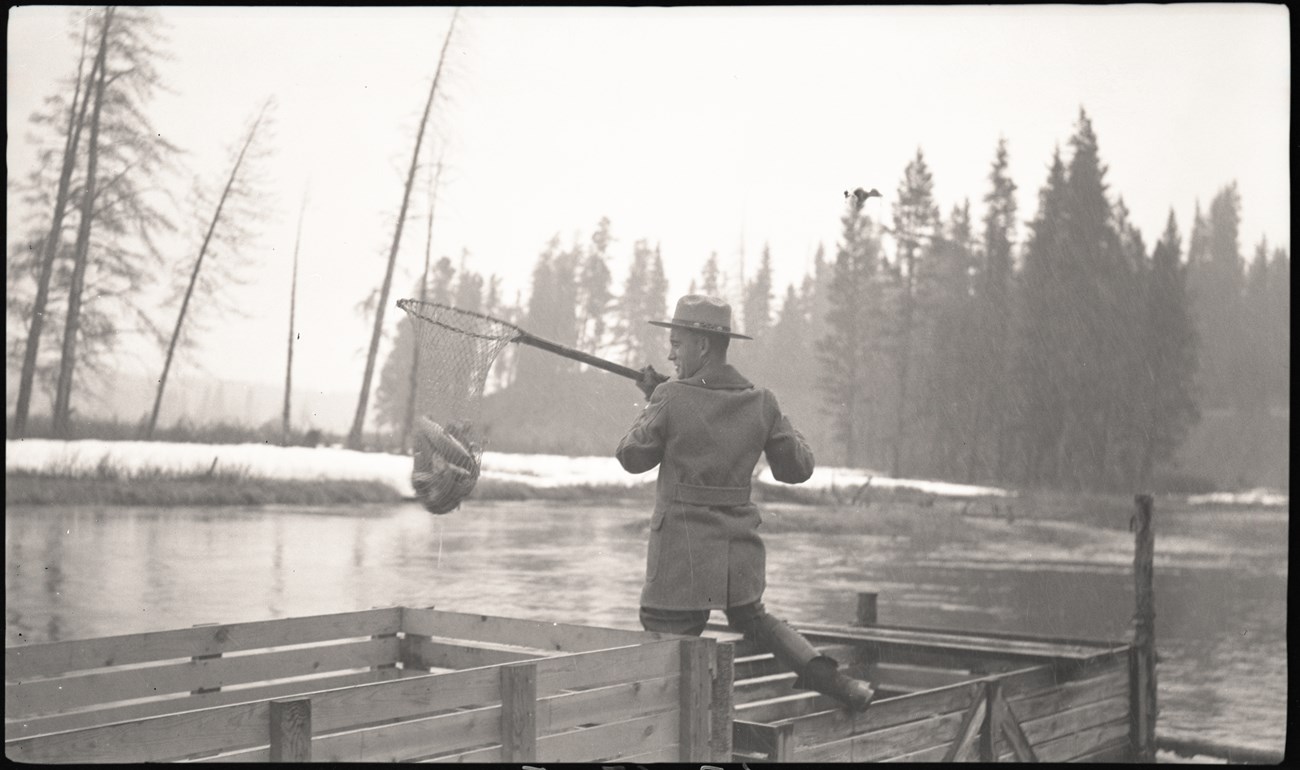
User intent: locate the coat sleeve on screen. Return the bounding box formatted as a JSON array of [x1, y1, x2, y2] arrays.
[[762, 390, 815, 484], [616, 384, 669, 473]]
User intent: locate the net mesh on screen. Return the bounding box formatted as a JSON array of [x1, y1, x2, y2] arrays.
[[397, 299, 520, 514]]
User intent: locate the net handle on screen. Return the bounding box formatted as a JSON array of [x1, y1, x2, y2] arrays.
[[398, 299, 643, 381]]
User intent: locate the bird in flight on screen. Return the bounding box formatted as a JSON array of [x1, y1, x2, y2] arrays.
[[845, 187, 882, 204]]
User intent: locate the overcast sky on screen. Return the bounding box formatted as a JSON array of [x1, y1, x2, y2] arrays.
[[6, 4, 1290, 395]]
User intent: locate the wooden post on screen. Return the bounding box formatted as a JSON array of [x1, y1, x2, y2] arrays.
[[269, 698, 312, 762], [191, 623, 221, 696], [499, 663, 537, 762], [979, 679, 998, 761], [1131, 493, 1158, 762], [710, 640, 735, 761], [679, 637, 713, 761], [770, 720, 796, 762], [855, 591, 878, 627]]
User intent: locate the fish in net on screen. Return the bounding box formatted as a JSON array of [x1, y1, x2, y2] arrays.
[[397, 299, 520, 515]]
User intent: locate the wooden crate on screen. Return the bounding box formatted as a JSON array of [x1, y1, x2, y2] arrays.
[[713, 620, 1134, 763], [5, 607, 733, 763]]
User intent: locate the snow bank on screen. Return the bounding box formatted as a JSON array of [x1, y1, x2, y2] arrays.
[[1186, 488, 1289, 507], [8, 439, 1017, 500]]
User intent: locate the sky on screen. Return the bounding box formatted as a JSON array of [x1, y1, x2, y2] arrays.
[[6, 4, 1291, 399]]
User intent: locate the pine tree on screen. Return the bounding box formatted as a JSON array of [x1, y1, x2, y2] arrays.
[[887, 148, 941, 476], [976, 138, 1018, 482], [1138, 212, 1199, 485], [576, 217, 614, 354], [818, 194, 886, 467], [1187, 183, 1245, 410], [700, 251, 722, 296]]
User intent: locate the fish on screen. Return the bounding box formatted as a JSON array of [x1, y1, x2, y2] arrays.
[[411, 416, 480, 514]]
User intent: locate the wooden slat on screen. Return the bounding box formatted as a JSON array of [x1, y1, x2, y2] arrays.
[[402, 636, 550, 670], [822, 619, 1131, 651], [784, 664, 1056, 751], [800, 709, 968, 762], [993, 688, 1038, 761], [536, 709, 678, 762], [710, 640, 734, 760], [400, 608, 655, 652], [940, 691, 986, 762], [732, 643, 861, 680], [1070, 736, 1133, 763], [733, 691, 837, 724], [7, 637, 400, 718], [5, 608, 403, 680], [1031, 717, 1131, 762], [5, 668, 409, 741], [1021, 694, 1130, 746], [539, 675, 677, 733], [870, 661, 974, 693], [533, 639, 680, 695], [880, 741, 955, 762], [268, 699, 311, 762], [734, 671, 800, 704], [1006, 668, 1129, 725], [794, 621, 1122, 661], [312, 702, 502, 762], [678, 638, 711, 761], [499, 664, 537, 762]]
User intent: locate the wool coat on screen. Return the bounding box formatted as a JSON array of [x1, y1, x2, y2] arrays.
[[615, 360, 815, 610]]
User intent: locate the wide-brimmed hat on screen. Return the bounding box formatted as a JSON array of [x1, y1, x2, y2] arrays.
[[649, 294, 752, 340]]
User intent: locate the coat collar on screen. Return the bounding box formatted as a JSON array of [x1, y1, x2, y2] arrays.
[[677, 360, 752, 390]]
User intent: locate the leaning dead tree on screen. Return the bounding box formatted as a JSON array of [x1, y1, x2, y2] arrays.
[[346, 8, 460, 450], [282, 189, 308, 445], [146, 99, 273, 438], [12, 18, 95, 438]]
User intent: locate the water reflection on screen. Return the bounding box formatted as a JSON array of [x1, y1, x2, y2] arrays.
[[4, 499, 1286, 754]]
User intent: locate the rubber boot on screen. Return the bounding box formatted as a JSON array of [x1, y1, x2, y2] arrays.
[[749, 614, 875, 712]]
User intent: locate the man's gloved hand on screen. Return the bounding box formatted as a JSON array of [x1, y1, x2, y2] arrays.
[[637, 365, 670, 399]]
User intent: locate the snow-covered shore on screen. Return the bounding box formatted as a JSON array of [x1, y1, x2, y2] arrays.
[[5, 438, 1286, 507]]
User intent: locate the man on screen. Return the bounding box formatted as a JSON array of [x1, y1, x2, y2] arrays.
[[616, 294, 875, 711]]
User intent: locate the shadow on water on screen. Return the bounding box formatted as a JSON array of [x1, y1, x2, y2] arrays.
[[3, 499, 1286, 753]]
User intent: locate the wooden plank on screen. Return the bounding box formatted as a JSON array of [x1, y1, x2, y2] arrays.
[[400, 607, 655, 653], [6, 699, 275, 763], [532, 639, 680, 695], [992, 687, 1038, 761], [678, 637, 712, 761], [940, 690, 986, 762], [539, 675, 677, 733], [6, 637, 400, 717], [1006, 667, 1129, 725], [732, 643, 861, 680], [732, 719, 787, 762], [870, 661, 974, 693], [536, 709, 678, 762], [710, 640, 734, 760], [1021, 694, 1130, 746], [268, 699, 311, 762], [1072, 736, 1134, 763], [311, 703, 502, 762], [4, 608, 403, 680], [795, 624, 1119, 664], [402, 636, 550, 670], [734, 671, 800, 704], [799, 709, 968, 762], [827, 619, 1130, 651], [784, 664, 1055, 751], [499, 664, 537, 762], [6, 668, 409, 741], [733, 691, 837, 724], [1031, 717, 1130, 763]]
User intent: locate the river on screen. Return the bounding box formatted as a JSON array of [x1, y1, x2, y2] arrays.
[[4, 499, 1287, 756]]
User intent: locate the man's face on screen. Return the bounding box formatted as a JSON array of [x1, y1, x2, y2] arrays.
[[668, 328, 707, 379]]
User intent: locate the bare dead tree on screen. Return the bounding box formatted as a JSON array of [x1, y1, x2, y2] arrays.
[[282, 189, 308, 445], [12, 18, 96, 437], [146, 99, 274, 438], [52, 6, 115, 438], [346, 8, 460, 450], [400, 158, 445, 452]]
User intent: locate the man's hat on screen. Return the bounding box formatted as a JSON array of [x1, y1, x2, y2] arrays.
[[649, 294, 752, 340]]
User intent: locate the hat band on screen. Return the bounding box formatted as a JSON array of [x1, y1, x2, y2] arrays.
[[675, 319, 732, 334]]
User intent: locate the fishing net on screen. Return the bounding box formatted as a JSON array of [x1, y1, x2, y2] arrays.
[[397, 299, 522, 514]]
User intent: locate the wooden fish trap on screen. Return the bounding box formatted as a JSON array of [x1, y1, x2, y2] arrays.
[[5, 607, 731, 763], [704, 596, 1137, 763]]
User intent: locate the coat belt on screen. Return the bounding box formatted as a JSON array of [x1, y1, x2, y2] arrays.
[[674, 482, 751, 506]]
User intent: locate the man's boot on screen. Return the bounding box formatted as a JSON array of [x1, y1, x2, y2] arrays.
[[748, 614, 875, 712]]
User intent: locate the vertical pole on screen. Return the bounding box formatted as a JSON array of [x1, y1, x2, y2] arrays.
[[979, 679, 998, 761], [191, 623, 221, 696], [710, 640, 735, 761], [855, 592, 878, 627], [269, 698, 312, 762], [679, 637, 713, 761], [1131, 493, 1158, 762], [500, 663, 538, 762]]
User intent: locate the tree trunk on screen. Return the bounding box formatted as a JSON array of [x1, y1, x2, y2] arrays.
[[52, 6, 114, 439], [14, 20, 96, 438], [146, 100, 270, 438], [401, 159, 444, 453], [282, 191, 307, 445], [346, 10, 459, 450]]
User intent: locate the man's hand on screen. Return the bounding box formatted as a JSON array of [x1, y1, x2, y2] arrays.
[[636, 365, 670, 399]]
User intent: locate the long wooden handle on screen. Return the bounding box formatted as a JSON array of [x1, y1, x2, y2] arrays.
[[514, 331, 644, 380]]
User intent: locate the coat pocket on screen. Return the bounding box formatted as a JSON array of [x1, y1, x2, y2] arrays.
[[645, 506, 667, 581]]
